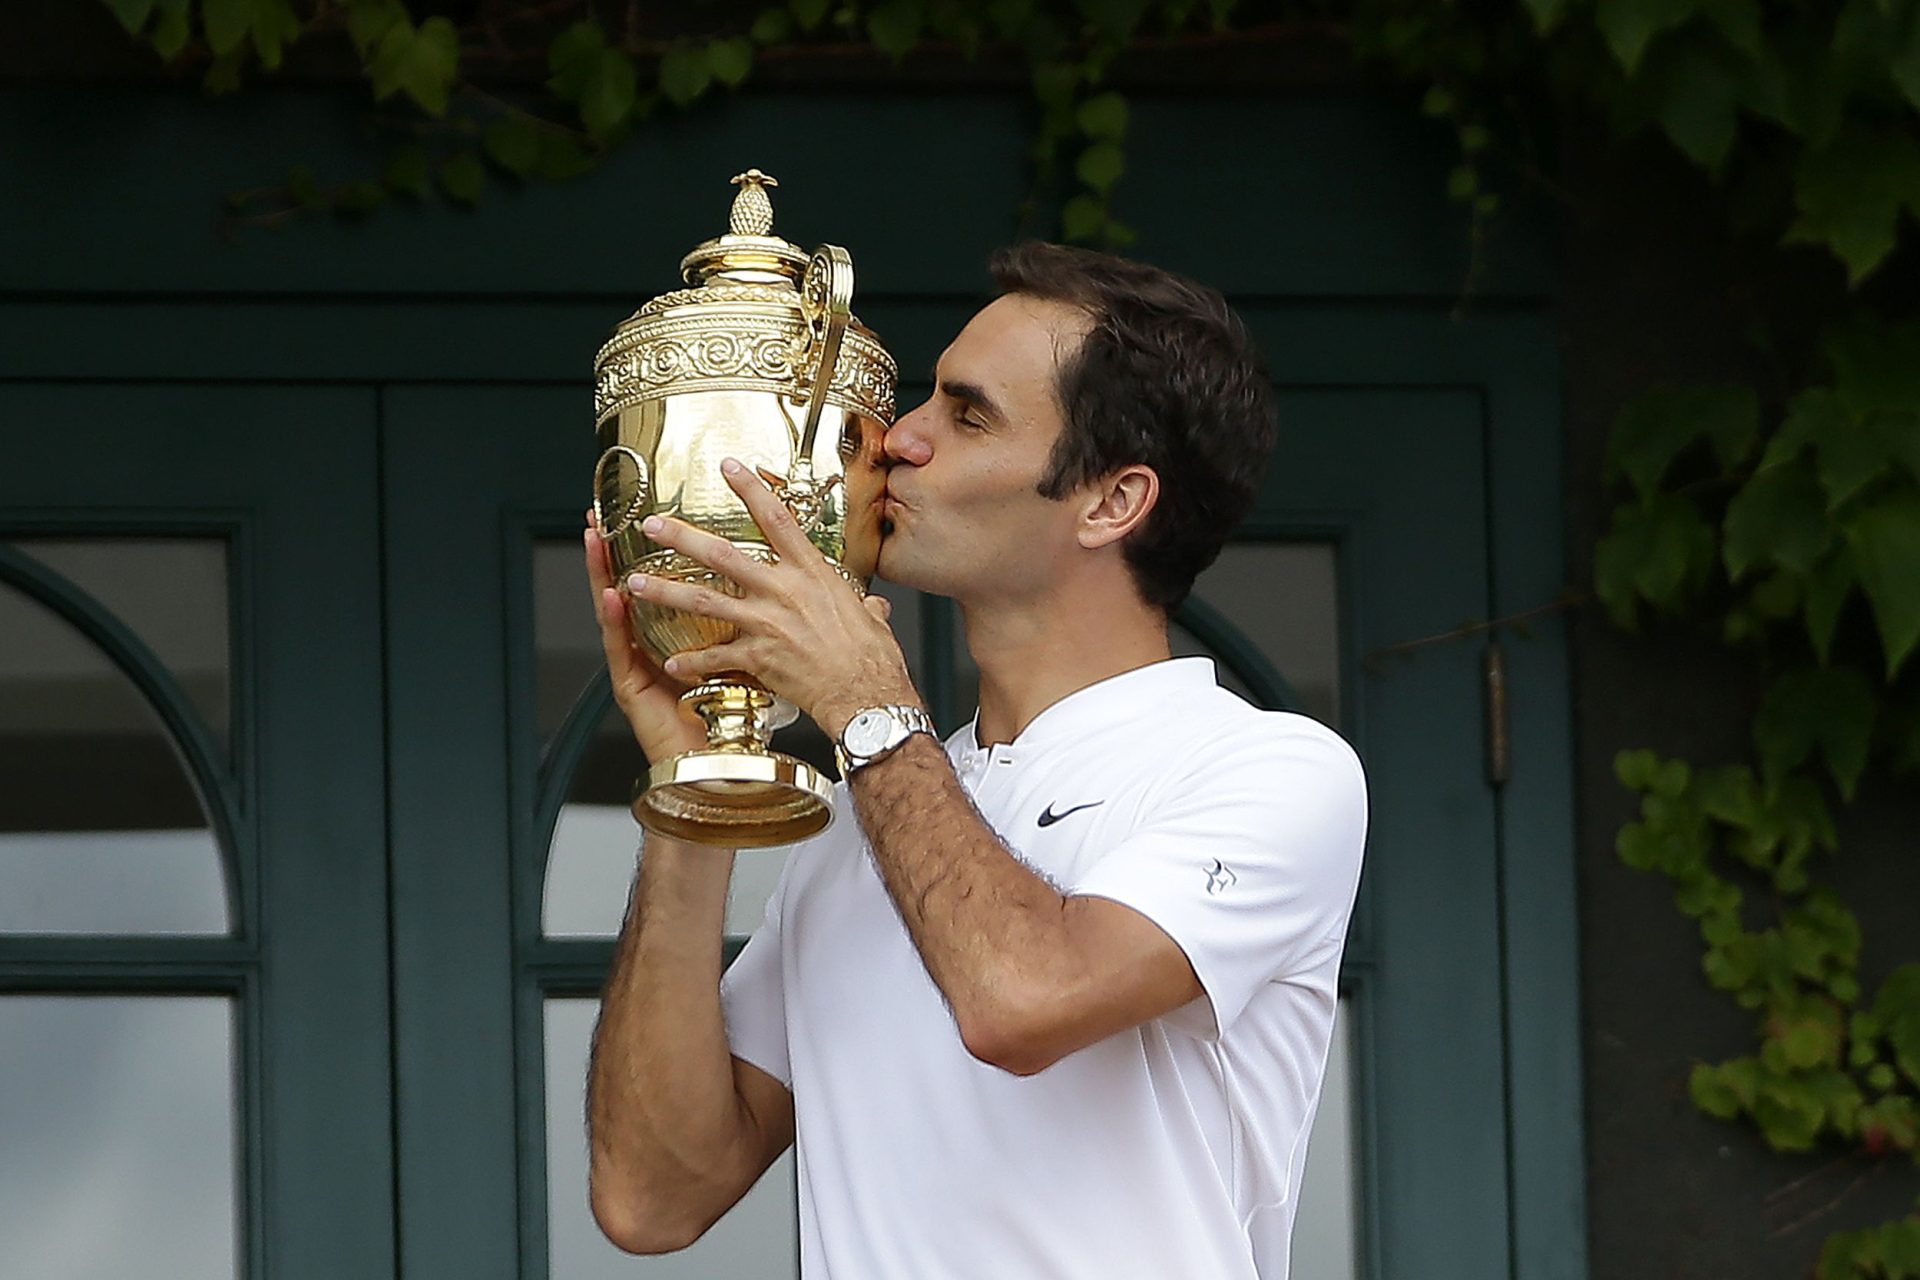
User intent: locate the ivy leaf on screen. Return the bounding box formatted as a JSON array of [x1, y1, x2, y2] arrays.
[[1785, 124, 1920, 286], [867, 0, 925, 61], [658, 43, 712, 107], [1722, 462, 1831, 580], [1826, 321, 1920, 436], [546, 22, 607, 103], [1594, 0, 1700, 74], [1846, 490, 1920, 676], [1656, 38, 1743, 173], [103, 0, 155, 34], [1780, 1006, 1844, 1069], [197, 0, 299, 68], [380, 144, 429, 198], [1690, 1060, 1751, 1119], [1606, 384, 1759, 500], [438, 153, 485, 205], [151, 1, 191, 60], [483, 118, 542, 178], [1873, 964, 1920, 1086], [987, 0, 1034, 38], [750, 9, 794, 44], [1077, 91, 1128, 140], [1593, 493, 1718, 625], [1700, 0, 1762, 58], [578, 49, 638, 142], [202, 0, 252, 57], [248, 0, 300, 69], [346, 0, 406, 58], [790, 0, 832, 32], [1752, 666, 1875, 797], [1523, 0, 1569, 33], [707, 37, 755, 88], [1061, 193, 1107, 243], [370, 16, 460, 118], [1032, 61, 1081, 113], [1802, 546, 1856, 663], [1076, 141, 1125, 194]]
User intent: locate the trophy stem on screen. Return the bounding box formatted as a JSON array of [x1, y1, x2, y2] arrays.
[[684, 680, 777, 752], [630, 677, 835, 849]]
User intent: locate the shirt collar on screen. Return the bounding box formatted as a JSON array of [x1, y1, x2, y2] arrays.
[[946, 657, 1219, 764]]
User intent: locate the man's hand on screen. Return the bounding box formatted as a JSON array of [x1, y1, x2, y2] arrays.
[[584, 511, 707, 764], [619, 458, 919, 739]]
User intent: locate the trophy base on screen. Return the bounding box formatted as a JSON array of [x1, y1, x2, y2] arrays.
[[632, 749, 835, 849]]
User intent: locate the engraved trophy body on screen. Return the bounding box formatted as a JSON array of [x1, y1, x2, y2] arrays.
[[592, 170, 896, 848]]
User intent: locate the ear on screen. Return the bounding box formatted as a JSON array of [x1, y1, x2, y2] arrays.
[[1077, 464, 1159, 551]]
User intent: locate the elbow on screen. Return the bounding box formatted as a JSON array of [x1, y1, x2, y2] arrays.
[[588, 1166, 707, 1256], [957, 999, 1068, 1078]]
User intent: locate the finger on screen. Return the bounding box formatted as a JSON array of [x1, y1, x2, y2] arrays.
[[624, 570, 751, 627], [721, 457, 825, 567], [642, 512, 778, 592], [584, 525, 617, 596], [663, 641, 755, 684], [864, 593, 893, 623], [594, 585, 642, 680]]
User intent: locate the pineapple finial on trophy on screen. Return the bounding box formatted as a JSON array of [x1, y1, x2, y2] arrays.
[[728, 169, 779, 236]]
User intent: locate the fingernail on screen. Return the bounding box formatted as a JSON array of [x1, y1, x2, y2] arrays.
[[626, 573, 647, 593], [663, 656, 682, 676], [642, 516, 663, 536], [721, 457, 742, 476]]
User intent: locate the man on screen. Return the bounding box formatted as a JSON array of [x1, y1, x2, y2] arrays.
[[583, 242, 1367, 1278]]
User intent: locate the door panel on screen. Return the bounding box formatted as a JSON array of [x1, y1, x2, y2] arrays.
[[0, 384, 395, 1280]]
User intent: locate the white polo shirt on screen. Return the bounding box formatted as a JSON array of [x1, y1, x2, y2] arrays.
[[721, 657, 1367, 1279]]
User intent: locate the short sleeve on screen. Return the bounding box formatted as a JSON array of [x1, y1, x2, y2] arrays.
[[1068, 718, 1367, 1039], [720, 870, 792, 1088]]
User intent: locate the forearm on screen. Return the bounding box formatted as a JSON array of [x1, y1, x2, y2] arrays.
[[848, 735, 1088, 1064], [586, 835, 769, 1249]]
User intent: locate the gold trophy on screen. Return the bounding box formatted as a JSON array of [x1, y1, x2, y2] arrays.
[[592, 169, 896, 848]]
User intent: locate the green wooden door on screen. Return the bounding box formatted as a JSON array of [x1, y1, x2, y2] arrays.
[[0, 384, 396, 1280]]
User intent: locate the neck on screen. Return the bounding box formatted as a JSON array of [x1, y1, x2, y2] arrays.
[[961, 575, 1171, 747]]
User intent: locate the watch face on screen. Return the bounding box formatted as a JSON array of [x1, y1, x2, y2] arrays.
[[844, 709, 893, 757]]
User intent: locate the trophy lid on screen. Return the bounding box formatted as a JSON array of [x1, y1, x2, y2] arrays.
[[677, 170, 811, 286]]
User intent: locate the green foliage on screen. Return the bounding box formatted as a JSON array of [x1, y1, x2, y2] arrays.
[[1601, 209, 1920, 1276]]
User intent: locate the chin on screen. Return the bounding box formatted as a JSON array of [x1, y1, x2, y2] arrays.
[[876, 538, 934, 594]]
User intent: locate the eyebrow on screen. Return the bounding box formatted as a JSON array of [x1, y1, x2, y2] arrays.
[[936, 377, 1005, 424]]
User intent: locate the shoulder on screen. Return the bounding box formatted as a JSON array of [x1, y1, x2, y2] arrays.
[[1176, 687, 1366, 798]]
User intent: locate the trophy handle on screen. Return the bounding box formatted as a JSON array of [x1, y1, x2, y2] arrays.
[[794, 245, 855, 473]]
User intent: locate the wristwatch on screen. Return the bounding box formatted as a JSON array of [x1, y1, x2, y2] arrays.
[[835, 704, 936, 777]]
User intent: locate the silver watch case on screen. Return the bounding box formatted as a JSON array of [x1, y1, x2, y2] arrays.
[[836, 704, 934, 776]]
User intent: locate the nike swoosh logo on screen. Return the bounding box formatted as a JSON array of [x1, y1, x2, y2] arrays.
[[1037, 801, 1103, 828]]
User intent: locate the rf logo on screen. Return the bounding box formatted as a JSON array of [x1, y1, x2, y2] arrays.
[[1204, 858, 1237, 896]]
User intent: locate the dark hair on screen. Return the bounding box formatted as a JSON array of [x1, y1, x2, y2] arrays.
[[989, 242, 1277, 612]]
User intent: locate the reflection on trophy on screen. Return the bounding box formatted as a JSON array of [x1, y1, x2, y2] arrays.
[[592, 169, 896, 848]]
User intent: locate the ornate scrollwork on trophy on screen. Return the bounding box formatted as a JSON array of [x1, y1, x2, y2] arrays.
[[593, 317, 894, 426]]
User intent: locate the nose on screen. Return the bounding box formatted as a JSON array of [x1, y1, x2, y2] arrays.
[[884, 398, 934, 468]]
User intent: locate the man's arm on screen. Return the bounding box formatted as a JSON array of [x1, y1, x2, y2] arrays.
[[847, 734, 1203, 1076], [580, 519, 793, 1253], [585, 835, 795, 1254]]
